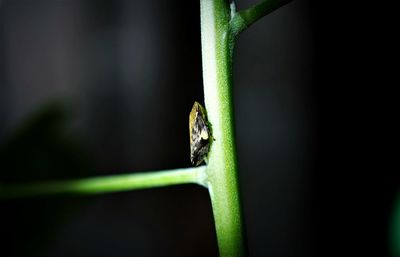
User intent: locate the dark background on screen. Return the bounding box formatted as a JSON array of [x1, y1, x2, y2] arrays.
[[0, 0, 397, 256]]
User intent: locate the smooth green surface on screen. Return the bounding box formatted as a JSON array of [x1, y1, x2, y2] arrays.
[[0, 166, 207, 199], [231, 0, 292, 36], [200, 1, 293, 256], [200, 0, 245, 256]]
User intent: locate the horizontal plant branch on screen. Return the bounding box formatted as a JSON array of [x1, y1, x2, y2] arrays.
[[0, 166, 207, 199], [230, 0, 293, 36]]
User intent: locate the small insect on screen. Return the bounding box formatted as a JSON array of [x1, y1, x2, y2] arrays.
[[189, 101, 211, 166]]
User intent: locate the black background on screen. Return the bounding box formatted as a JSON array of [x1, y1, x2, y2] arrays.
[[0, 0, 397, 256]]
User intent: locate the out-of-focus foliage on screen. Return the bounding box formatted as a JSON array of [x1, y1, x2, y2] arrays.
[[0, 103, 92, 183], [0, 103, 93, 256]]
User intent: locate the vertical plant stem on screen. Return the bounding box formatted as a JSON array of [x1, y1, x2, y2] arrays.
[[200, 0, 245, 256]]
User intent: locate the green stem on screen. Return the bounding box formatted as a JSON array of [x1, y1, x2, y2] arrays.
[[231, 0, 293, 36], [200, 0, 292, 256], [1, 1, 293, 255], [0, 166, 207, 199], [200, 0, 245, 256]]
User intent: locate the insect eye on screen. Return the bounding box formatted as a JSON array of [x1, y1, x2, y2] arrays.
[[200, 130, 208, 140]]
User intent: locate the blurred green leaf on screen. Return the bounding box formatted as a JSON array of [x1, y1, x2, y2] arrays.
[[0, 102, 93, 256]]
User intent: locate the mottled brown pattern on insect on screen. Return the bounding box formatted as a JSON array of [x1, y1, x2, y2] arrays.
[[189, 102, 211, 166]]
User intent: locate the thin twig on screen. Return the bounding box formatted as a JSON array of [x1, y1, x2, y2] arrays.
[[0, 166, 207, 199], [230, 0, 293, 36]]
